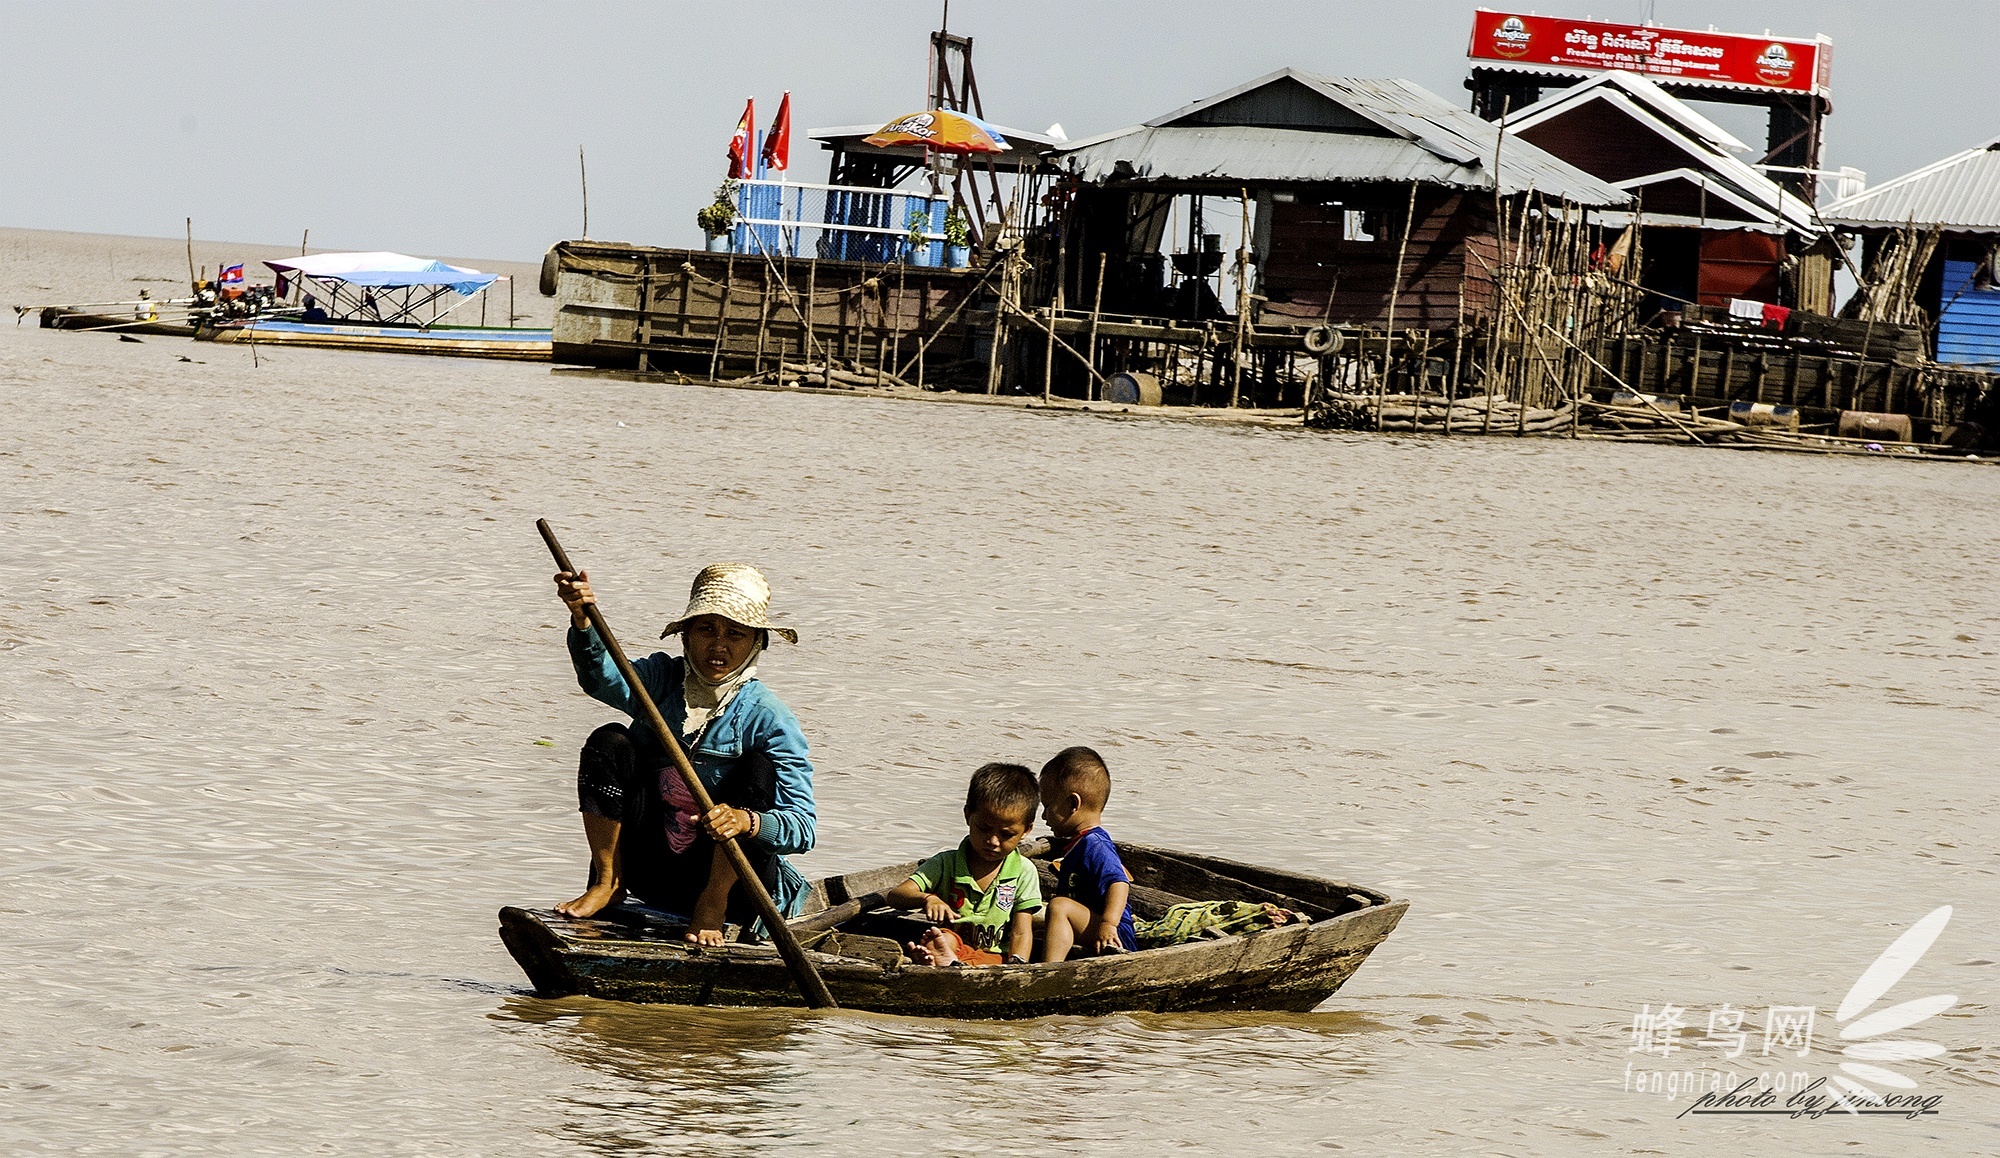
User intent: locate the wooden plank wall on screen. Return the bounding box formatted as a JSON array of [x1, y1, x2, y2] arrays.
[[1261, 188, 1499, 328], [550, 241, 989, 384]]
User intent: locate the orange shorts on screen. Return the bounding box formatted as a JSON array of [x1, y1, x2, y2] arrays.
[[934, 927, 1004, 966]]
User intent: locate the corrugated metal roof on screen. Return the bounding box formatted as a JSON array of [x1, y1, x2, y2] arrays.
[[1499, 73, 1819, 236], [1822, 141, 2000, 232], [1056, 71, 1628, 206]]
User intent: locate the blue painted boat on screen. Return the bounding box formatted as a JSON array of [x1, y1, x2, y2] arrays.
[[194, 251, 551, 360]]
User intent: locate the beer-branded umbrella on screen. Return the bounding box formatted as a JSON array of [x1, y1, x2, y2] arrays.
[[862, 110, 1012, 155]]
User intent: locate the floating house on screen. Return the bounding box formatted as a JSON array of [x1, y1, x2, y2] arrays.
[[1823, 138, 2000, 367], [1499, 71, 1827, 312], [1048, 69, 1627, 332]]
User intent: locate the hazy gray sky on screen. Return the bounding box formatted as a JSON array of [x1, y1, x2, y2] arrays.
[[3, 2, 1986, 261]]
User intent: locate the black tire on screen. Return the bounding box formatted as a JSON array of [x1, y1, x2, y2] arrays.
[[1303, 325, 1343, 355], [538, 245, 561, 297]]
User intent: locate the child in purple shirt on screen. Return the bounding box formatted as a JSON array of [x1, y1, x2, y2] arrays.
[[1037, 746, 1138, 960]]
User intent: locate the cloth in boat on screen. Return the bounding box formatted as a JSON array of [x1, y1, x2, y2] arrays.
[[576, 721, 783, 926], [1049, 826, 1137, 951], [906, 839, 1045, 954], [1133, 901, 1307, 950], [568, 625, 816, 917]]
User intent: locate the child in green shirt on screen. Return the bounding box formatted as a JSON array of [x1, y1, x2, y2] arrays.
[[886, 762, 1044, 966]]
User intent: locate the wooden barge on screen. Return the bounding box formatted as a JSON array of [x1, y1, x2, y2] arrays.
[[547, 240, 993, 389], [499, 840, 1407, 1018]]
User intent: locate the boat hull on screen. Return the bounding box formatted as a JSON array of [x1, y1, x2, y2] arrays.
[[197, 319, 552, 361], [39, 307, 196, 338], [499, 843, 1407, 1018]]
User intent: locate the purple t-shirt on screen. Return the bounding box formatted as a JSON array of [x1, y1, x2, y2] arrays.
[[1052, 827, 1137, 951]]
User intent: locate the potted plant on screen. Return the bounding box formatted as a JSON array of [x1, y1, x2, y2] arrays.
[[943, 206, 971, 268], [905, 206, 933, 264], [697, 181, 738, 252]]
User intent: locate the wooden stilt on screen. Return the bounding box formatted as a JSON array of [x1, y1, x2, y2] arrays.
[[1086, 251, 1107, 402], [708, 252, 736, 381]]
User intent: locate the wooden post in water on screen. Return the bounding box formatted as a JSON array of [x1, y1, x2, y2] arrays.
[[985, 253, 1008, 395], [754, 264, 771, 374], [1379, 180, 1418, 425], [915, 275, 927, 391], [1231, 187, 1252, 409], [803, 261, 818, 377], [711, 253, 738, 381], [1086, 252, 1107, 402], [894, 264, 908, 387]]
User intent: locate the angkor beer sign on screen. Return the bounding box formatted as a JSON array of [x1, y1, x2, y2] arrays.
[[1469, 10, 1831, 97]]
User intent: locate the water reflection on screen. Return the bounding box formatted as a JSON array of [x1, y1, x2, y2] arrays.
[[494, 996, 1399, 1153]]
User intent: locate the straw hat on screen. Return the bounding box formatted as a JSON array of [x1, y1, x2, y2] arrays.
[[660, 562, 798, 644]]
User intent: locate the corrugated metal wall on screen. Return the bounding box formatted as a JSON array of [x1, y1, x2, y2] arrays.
[[1936, 259, 2000, 367]]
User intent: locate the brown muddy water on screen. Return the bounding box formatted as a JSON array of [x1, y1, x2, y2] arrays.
[[2, 227, 1995, 1154]]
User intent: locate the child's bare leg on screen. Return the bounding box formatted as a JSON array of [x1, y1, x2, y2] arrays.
[[1040, 897, 1092, 962], [907, 926, 963, 966], [685, 843, 737, 947], [556, 812, 625, 918]]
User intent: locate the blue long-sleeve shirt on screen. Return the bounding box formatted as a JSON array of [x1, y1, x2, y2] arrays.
[[567, 626, 817, 914]]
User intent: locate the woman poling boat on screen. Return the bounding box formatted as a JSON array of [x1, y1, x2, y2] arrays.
[[509, 557, 1406, 1015], [551, 562, 816, 948]]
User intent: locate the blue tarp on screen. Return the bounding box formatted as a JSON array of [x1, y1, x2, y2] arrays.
[[316, 262, 496, 296], [264, 252, 497, 297]]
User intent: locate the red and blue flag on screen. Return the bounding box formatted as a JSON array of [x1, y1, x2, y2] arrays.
[[219, 263, 245, 285]]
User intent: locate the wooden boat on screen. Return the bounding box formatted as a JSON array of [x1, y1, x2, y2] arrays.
[[38, 306, 197, 339], [197, 318, 552, 361], [499, 840, 1407, 1018]]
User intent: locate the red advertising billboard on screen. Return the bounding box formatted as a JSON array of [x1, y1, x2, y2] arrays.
[[1468, 10, 1830, 97]]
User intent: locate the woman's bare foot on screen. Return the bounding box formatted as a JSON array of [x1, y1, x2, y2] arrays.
[[684, 883, 730, 947], [556, 883, 625, 918], [906, 926, 963, 966]]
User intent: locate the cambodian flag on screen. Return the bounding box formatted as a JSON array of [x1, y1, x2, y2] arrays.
[[219, 263, 245, 285]]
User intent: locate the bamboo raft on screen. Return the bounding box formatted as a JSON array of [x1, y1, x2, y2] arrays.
[[500, 840, 1406, 1018]]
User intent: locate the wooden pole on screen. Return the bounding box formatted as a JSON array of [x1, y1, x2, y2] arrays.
[[537, 521, 835, 1009], [1483, 103, 1510, 436], [1445, 283, 1464, 435], [709, 253, 735, 381], [803, 260, 817, 378], [754, 264, 772, 375], [985, 251, 1010, 395], [1231, 187, 1251, 408], [1379, 180, 1419, 425], [185, 218, 196, 294], [578, 146, 589, 238], [1086, 251, 1107, 402]]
